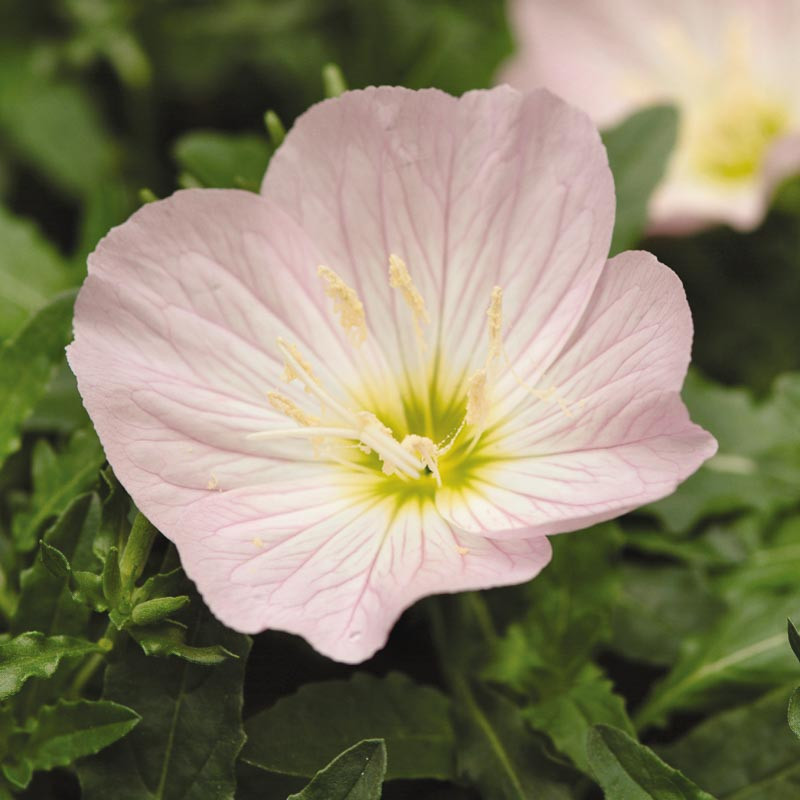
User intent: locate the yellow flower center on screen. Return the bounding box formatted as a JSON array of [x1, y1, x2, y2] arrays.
[[251, 255, 571, 505]]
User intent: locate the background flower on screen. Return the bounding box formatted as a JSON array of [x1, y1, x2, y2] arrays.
[[501, 0, 800, 232]]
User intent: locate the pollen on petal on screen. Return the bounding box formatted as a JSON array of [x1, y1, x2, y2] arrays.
[[267, 390, 321, 426], [317, 265, 367, 345]]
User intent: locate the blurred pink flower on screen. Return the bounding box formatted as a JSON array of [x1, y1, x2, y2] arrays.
[[501, 0, 800, 232], [68, 87, 715, 663]]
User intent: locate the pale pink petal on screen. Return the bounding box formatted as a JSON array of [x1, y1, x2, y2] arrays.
[[176, 479, 552, 663], [262, 86, 614, 390], [436, 251, 717, 536], [67, 189, 395, 534]]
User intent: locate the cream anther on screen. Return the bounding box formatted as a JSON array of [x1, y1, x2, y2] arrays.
[[388, 254, 430, 337], [487, 286, 503, 366], [402, 434, 442, 486], [277, 338, 319, 387], [267, 391, 320, 427], [465, 369, 489, 430], [317, 265, 367, 345]]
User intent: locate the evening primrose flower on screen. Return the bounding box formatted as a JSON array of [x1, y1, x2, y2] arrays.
[[501, 0, 800, 232], [67, 87, 716, 663]]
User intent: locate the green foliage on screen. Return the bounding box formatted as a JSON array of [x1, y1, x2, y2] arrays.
[[1, 700, 140, 790], [647, 371, 800, 532], [587, 725, 717, 799], [12, 431, 105, 552], [243, 672, 456, 781], [77, 607, 250, 800], [660, 687, 800, 799], [0, 292, 77, 469], [0, 632, 101, 700], [172, 132, 271, 191], [603, 105, 679, 256], [287, 739, 387, 800], [0, 207, 73, 340]]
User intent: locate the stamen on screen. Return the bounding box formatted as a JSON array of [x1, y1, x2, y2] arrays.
[[317, 265, 367, 345], [487, 286, 503, 367], [388, 254, 430, 337], [402, 434, 442, 487], [277, 337, 319, 387], [465, 369, 489, 430], [267, 391, 321, 427]]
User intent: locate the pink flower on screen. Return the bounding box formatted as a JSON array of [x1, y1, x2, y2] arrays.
[[501, 0, 800, 232], [68, 87, 716, 663]]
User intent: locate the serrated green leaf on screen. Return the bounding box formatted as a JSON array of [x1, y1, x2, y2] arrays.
[[635, 594, 800, 728], [0, 291, 76, 469], [659, 686, 800, 799], [647, 371, 800, 532], [78, 603, 250, 800], [0, 632, 100, 700], [243, 672, 455, 782], [451, 680, 573, 800], [12, 429, 105, 551], [5, 699, 139, 789], [172, 131, 271, 190], [603, 105, 678, 256], [13, 493, 100, 637], [587, 725, 717, 800], [522, 666, 635, 775], [288, 740, 386, 800], [485, 524, 623, 691], [0, 206, 72, 340]]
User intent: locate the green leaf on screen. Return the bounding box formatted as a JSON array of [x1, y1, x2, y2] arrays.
[[789, 688, 800, 741], [13, 493, 100, 637], [5, 700, 139, 788], [0, 48, 116, 196], [0, 291, 77, 469], [287, 739, 386, 800], [243, 672, 455, 782], [78, 603, 250, 800], [129, 622, 236, 665], [659, 686, 800, 799], [172, 131, 271, 190], [452, 680, 573, 800], [38, 541, 71, 579], [647, 371, 800, 532], [0, 206, 72, 339], [635, 593, 800, 728], [603, 105, 678, 256], [522, 666, 635, 775], [788, 619, 800, 664], [0, 632, 100, 700], [12, 429, 105, 551], [610, 564, 726, 667], [485, 523, 623, 690], [587, 725, 717, 800]]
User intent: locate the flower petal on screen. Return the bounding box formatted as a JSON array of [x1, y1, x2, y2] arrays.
[[68, 188, 392, 531], [437, 250, 717, 536], [176, 480, 553, 662], [262, 86, 614, 389]]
